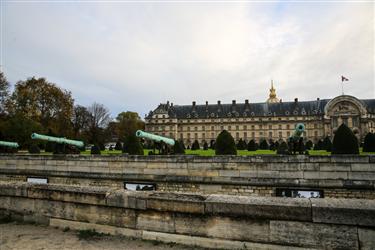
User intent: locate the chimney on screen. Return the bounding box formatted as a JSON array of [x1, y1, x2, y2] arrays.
[[171, 103, 173, 107], [294, 98, 298, 103], [167, 101, 169, 105], [206, 101, 208, 106], [217, 100, 221, 105], [317, 97, 320, 101], [232, 100, 236, 105], [192, 101, 196, 106], [280, 99, 282, 103], [245, 99, 249, 104]]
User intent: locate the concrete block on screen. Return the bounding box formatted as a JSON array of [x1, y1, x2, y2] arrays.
[[319, 163, 351, 171], [279, 171, 304, 179], [256, 170, 279, 178], [218, 170, 240, 177], [205, 195, 311, 221], [136, 210, 175, 233], [311, 198, 375, 227], [349, 172, 375, 180], [351, 163, 375, 172], [358, 228, 375, 250], [50, 218, 142, 238], [270, 220, 358, 249]]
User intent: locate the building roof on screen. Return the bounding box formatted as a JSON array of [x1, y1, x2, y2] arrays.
[[146, 97, 375, 120]]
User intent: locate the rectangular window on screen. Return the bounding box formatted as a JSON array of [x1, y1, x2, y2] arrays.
[[202, 133, 205, 139], [286, 125, 290, 129], [236, 125, 239, 130], [187, 133, 190, 139], [211, 132, 214, 138], [211, 126, 214, 131], [243, 125, 247, 130], [252, 132, 255, 138], [220, 125, 224, 131], [269, 125, 272, 130], [279, 125, 282, 129], [269, 131, 272, 138], [279, 131, 282, 138], [287, 131, 290, 137], [169, 133, 173, 138], [180, 133, 183, 139], [251, 125, 255, 129], [236, 132, 239, 139], [244, 132, 247, 139], [195, 127, 198, 131], [259, 125, 262, 129], [333, 117, 338, 127], [228, 125, 232, 130], [170, 126, 173, 130], [314, 131, 318, 137], [194, 133, 198, 139], [27, 177, 48, 184], [202, 126, 205, 131], [353, 117, 359, 127]]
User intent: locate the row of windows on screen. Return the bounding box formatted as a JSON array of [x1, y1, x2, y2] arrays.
[[148, 116, 322, 124], [148, 124, 321, 132], [158, 130, 321, 140]]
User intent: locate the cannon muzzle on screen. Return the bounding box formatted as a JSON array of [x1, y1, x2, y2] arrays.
[[136, 130, 175, 146], [31, 133, 84, 148], [289, 123, 305, 142], [0, 141, 19, 148]]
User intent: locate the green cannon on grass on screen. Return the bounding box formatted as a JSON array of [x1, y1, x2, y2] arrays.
[[31, 133, 84, 154], [0, 140, 19, 148], [0, 140, 19, 153], [136, 130, 175, 154], [287, 123, 306, 154]]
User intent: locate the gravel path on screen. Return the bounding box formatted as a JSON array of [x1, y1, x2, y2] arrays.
[[0, 222, 201, 250]]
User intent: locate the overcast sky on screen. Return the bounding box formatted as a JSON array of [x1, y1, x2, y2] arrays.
[[1, 1, 374, 118]]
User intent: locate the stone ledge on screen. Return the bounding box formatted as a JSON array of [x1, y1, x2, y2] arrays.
[[50, 218, 313, 250], [311, 198, 375, 227]]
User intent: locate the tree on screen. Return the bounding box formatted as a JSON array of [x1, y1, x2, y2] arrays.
[[0, 71, 10, 114], [72, 105, 91, 139], [277, 141, 289, 155], [332, 124, 359, 155], [10, 77, 74, 135], [122, 134, 143, 155], [363, 132, 375, 152], [247, 139, 257, 151], [28, 144, 40, 154], [215, 130, 237, 155], [322, 136, 332, 152], [116, 111, 145, 139], [269, 139, 275, 150], [87, 102, 111, 145], [191, 140, 200, 150], [173, 140, 185, 154], [259, 139, 269, 150]]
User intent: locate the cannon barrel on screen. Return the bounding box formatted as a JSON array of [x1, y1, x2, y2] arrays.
[[136, 130, 175, 146], [31, 133, 84, 148], [0, 141, 19, 148], [289, 123, 305, 142]]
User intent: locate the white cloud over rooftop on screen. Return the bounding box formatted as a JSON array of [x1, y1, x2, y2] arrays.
[[2, 2, 374, 117]]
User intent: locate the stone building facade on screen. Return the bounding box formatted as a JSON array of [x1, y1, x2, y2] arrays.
[[145, 84, 375, 146]]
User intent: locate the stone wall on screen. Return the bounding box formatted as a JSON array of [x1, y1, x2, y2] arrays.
[[0, 182, 374, 249], [0, 154, 374, 199]]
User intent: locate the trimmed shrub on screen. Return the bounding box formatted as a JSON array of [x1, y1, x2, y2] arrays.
[[28, 144, 40, 154], [209, 140, 215, 149], [305, 140, 313, 150], [122, 134, 143, 155], [277, 141, 289, 155], [363, 132, 375, 152], [99, 142, 105, 151], [191, 140, 200, 150], [173, 140, 185, 154], [236, 139, 246, 150], [247, 139, 257, 151], [259, 139, 269, 150], [322, 136, 332, 152], [269, 139, 276, 150], [215, 130, 237, 155], [313, 139, 323, 150], [115, 140, 122, 150], [91, 145, 101, 155], [45, 141, 55, 152], [203, 142, 209, 150], [332, 124, 359, 155]]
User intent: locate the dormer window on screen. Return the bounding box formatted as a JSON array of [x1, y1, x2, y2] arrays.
[[293, 110, 298, 115]]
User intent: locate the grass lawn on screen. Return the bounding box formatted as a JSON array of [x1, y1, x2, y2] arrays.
[[16, 148, 375, 156]]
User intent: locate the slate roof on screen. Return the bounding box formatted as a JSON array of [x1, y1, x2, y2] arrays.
[[146, 98, 375, 119]]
